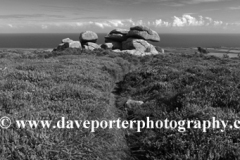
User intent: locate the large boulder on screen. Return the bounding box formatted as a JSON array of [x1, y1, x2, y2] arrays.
[[105, 29, 129, 42], [83, 42, 101, 51], [67, 41, 81, 49], [79, 31, 98, 44], [101, 42, 122, 50], [128, 26, 160, 42], [110, 28, 129, 35], [122, 38, 158, 54]]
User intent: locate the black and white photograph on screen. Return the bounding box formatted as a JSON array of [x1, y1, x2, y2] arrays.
[[0, 0, 240, 159]]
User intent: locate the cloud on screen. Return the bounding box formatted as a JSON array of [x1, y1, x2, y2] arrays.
[[213, 21, 223, 26], [41, 24, 48, 29], [94, 22, 111, 28], [172, 14, 205, 27], [92, 19, 139, 28], [8, 24, 13, 28], [108, 20, 125, 27], [205, 17, 212, 22], [87, 15, 225, 29], [170, 14, 228, 27], [229, 6, 240, 10], [154, 19, 171, 27], [2, 14, 235, 32]]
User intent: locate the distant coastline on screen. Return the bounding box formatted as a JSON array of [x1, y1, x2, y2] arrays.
[[1, 33, 240, 48]]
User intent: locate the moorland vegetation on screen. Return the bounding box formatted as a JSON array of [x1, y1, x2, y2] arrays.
[[1, 48, 240, 160]]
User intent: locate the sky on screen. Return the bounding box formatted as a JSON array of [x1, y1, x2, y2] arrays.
[[0, 0, 240, 33]]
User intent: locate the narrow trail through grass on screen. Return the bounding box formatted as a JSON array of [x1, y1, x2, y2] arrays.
[[2, 48, 240, 160], [0, 48, 140, 160]]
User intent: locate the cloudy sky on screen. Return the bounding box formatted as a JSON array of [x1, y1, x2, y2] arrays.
[[0, 0, 240, 33]]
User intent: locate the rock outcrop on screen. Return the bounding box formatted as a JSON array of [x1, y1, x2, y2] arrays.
[[127, 25, 160, 42], [53, 26, 163, 56], [79, 31, 98, 44], [122, 38, 158, 54], [103, 26, 161, 56]]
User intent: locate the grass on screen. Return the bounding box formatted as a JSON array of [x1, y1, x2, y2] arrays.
[[0, 48, 138, 160], [115, 52, 240, 160], [1, 48, 240, 160]]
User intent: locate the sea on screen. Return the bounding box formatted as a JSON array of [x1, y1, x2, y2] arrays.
[[0, 33, 240, 48]]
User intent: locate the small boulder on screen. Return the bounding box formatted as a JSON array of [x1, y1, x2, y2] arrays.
[[101, 42, 122, 50], [112, 49, 121, 52], [122, 38, 158, 54], [121, 50, 160, 56], [155, 46, 165, 54], [52, 48, 57, 52], [84, 42, 101, 51], [54, 39, 81, 51], [126, 99, 144, 109], [79, 31, 98, 44], [57, 43, 68, 51], [197, 47, 209, 54], [101, 43, 113, 49], [62, 38, 73, 43], [122, 50, 145, 56], [128, 25, 160, 42]]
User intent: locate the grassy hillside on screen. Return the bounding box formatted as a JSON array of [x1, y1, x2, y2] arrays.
[[115, 53, 240, 160], [0, 48, 138, 160], [1, 48, 240, 160]]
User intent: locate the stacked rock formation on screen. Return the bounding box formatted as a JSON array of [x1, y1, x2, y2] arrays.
[[120, 26, 160, 56], [53, 38, 81, 51], [53, 25, 164, 56], [79, 31, 100, 51], [102, 25, 162, 56]]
